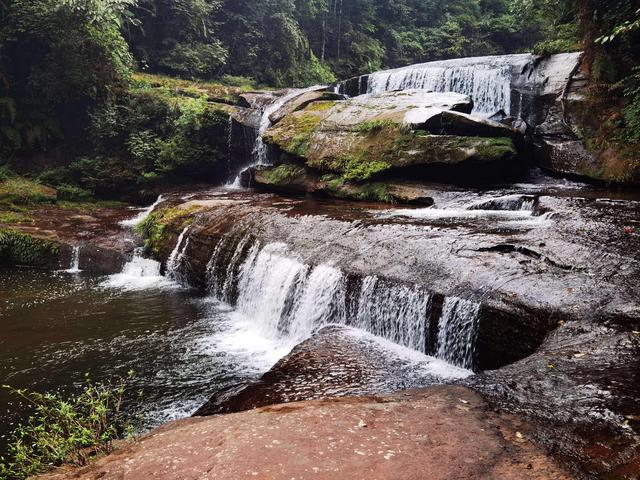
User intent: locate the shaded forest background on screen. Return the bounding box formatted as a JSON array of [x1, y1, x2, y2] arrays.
[[0, 0, 638, 199]]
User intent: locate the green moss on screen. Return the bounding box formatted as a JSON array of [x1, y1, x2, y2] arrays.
[[354, 119, 400, 134], [321, 174, 394, 203], [135, 205, 199, 256], [474, 137, 516, 162], [0, 178, 57, 205], [0, 211, 34, 224], [263, 164, 306, 185], [0, 229, 60, 266], [304, 101, 337, 112], [339, 149, 392, 181]]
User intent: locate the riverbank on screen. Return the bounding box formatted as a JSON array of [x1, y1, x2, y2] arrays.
[[38, 386, 571, 480]]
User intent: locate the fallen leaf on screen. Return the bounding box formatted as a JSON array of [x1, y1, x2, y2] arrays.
[[459, 399, 469, 404], [515, 432, 525, 442], [573, 353, 587, 358]]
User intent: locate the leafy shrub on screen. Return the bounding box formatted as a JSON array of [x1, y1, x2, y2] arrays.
[[55, 184, 93, 202], [0, 374, 135, 480], [620, 66, 640, 143]]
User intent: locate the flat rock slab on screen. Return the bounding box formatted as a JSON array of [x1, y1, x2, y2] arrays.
[[41, 386, 570, 480]]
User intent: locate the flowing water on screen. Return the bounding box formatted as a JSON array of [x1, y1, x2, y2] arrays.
[[365, 54, 531, 116], [228, 86, 325, 187]]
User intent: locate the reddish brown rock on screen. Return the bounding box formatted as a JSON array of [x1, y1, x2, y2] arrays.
[[41, 386, 570, 480]]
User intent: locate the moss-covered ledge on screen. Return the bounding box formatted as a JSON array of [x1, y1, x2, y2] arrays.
[[0, 228, 61, 267], [252, 164, 434, 205]]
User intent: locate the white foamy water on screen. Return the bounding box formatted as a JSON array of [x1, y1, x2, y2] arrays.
[[102, 254, 180, 292], [120, 195, 164, 228], [367, 54, 531, 117], [376, 206, 554, 226], [63, 246, 82, 274], [344, 327, 473, 380]]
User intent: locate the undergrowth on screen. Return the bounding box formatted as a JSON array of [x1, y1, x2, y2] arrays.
[[0, 373, 137, 480]]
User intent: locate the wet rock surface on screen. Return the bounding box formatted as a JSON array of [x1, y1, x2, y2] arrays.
[[40, 386, 570, 480], [195, 325, 469, 416], [150, 174, 640, 477], [0, 203, 138, 272]]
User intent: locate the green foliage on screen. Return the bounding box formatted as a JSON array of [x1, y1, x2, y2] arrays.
[[0, 178, 56, 205], [263, 164, 306, 184], [620, 66, 640, 143], [0, 0, 137, 159], [0, 374, 135, 479], [0, 228, 60, 266]]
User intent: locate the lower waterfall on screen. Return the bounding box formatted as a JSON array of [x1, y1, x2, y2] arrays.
[[206, 234, 482, 371]]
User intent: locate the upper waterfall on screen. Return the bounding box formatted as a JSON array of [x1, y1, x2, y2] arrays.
[[338, 52, 583, 122], [366, 54, 531, 117]]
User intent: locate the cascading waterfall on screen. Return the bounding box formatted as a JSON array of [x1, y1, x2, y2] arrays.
[[228, 86, 324, 187], [436, 297, 481, 370], [120, 195, 164, 228], [206, 235, 480, 370], [166, 225, 192, 282], [353, 276, 431, 352], [366, 54, 531, 117], [64, 246, 82, 274]]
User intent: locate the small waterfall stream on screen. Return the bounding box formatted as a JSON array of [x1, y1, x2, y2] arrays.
[[228, 86, 324, 187], [64, 246, 82, 274]]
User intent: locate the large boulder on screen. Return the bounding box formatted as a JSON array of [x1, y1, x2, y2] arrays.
[[262, 90, 521, 187]]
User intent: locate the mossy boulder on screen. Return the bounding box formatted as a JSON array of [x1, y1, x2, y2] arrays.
[[263, 90, 521, 185], [0, 228, 61, 267], [252, 164, 434, 205]]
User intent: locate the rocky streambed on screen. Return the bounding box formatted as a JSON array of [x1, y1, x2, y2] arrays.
[[3, 51, 640, 479]]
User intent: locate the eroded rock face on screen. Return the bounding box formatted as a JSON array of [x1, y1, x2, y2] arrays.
[[251, 164, 436, 205], [41, 386, 571, 480], [334, 52, 640, 184]]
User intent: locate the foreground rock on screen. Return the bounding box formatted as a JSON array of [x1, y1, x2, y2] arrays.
[[41, 386, 569, 480]]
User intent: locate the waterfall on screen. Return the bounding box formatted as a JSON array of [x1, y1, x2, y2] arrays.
[[120, 195, 164, 228], [166, 225, 192, 281], [102, 248, 179, 291], [228, 86, 324, 187], [436, 297, 481, 370], [207, 237, 479, 371], [64, 246, 82, 274], [353, 276, 431, 352], [366, 54, 531, 117]]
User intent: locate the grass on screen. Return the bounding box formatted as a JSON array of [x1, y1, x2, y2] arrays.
[[0, 178, 56, 205]]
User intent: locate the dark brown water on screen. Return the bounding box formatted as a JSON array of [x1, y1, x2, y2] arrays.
[[0, 268, 272, 455]]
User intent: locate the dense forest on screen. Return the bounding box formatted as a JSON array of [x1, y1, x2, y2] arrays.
[[0, 0, 638, 198]]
